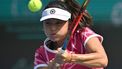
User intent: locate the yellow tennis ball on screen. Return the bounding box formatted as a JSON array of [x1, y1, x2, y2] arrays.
[[28, 0, 42, 12]]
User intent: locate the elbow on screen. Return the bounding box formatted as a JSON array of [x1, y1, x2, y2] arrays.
[[101, 57, 108, 67], [93, 57, 108, 68], [98, 50, 108, 68], [99, 55, 108, 68], [94, 53, 108, 68]]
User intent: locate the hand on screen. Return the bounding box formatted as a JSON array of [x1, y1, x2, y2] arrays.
[[55, 49, 72, 64], [48, 58, 60, 69], [61, 50, 72, 62]]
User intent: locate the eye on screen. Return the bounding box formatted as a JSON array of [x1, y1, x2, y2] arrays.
[[45, 22, 50, 25], [56, 20, 66, 25], [43, 21, 50, 25], [56, 22, 62, 25]]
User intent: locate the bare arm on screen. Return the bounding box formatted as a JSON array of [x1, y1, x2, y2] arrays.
[[71, 37, 108, 67], [62, 37, 108, 68]]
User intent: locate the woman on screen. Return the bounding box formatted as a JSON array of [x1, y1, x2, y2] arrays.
[[34, 0, 108, 69]]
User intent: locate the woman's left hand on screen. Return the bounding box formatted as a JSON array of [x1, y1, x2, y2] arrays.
[[55, 49, 72, 64]]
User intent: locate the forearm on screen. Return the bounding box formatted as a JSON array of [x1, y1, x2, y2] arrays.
[[70, 37, 108, 68], [71, 53, 108, 68]]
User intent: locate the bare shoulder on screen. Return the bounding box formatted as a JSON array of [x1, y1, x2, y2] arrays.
[[85, 37, 105, 53]]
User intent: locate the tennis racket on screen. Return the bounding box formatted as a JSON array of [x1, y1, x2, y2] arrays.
[[60, 0, 90, 53]]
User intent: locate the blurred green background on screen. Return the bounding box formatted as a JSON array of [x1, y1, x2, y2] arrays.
[[0, 0, 121, 22], [0, 0, 122, 40], [0, 0, 122, 69]]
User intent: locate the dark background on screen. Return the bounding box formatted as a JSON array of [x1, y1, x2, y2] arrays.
[[0, 0, 122, 69]]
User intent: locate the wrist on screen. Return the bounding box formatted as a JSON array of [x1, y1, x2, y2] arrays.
[[69, 53, 72, 62]]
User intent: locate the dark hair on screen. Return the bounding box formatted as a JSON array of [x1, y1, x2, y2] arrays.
[[43, 0, 93, 29]]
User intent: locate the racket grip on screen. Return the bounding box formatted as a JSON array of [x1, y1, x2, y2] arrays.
[[60, 39, 67, 54], [62, 44, 67, 50], [59, 49, 65, 54]]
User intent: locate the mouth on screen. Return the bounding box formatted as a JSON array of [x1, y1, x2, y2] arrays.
[[49, 33, 57, 41], [50, 33, 56, 35]]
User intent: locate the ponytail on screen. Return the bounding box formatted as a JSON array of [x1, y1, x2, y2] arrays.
[[65, 0, 81, 22], [60, 0, 93, 29]]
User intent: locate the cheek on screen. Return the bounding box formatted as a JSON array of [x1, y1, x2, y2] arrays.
[[43, 25, 48, 35], [59, 23, 68, 35]]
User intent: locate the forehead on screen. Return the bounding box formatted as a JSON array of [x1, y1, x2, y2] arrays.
[[43, 18, 67, 23]]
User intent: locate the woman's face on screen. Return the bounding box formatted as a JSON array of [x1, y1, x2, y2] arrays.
[[43, 19, 69, 42]]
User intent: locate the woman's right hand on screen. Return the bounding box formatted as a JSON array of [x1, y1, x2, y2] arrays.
[[48, 58, 60, 69], [55, 49, 72, 63]]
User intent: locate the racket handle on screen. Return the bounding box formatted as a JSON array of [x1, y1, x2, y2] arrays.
[[59, 49, 65, 54], [59, 39, 67, 54], [62, 41, 67, 50]]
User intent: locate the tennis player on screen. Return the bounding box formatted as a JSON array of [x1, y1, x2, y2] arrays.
[[34, 0, 108, 69]]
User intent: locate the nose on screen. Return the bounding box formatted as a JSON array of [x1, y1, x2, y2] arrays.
[[50, 24, 57, 31]]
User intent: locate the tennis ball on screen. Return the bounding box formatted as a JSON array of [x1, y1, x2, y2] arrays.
[[28, 0, 42, 12]]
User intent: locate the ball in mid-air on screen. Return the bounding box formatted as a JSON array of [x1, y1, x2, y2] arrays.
[[28, 0, 42, 12]]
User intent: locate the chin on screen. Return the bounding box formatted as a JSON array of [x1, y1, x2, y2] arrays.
[[50, 37, 60, 42]]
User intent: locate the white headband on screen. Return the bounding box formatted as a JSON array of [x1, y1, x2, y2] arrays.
[[40, 8, 71, 21]]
